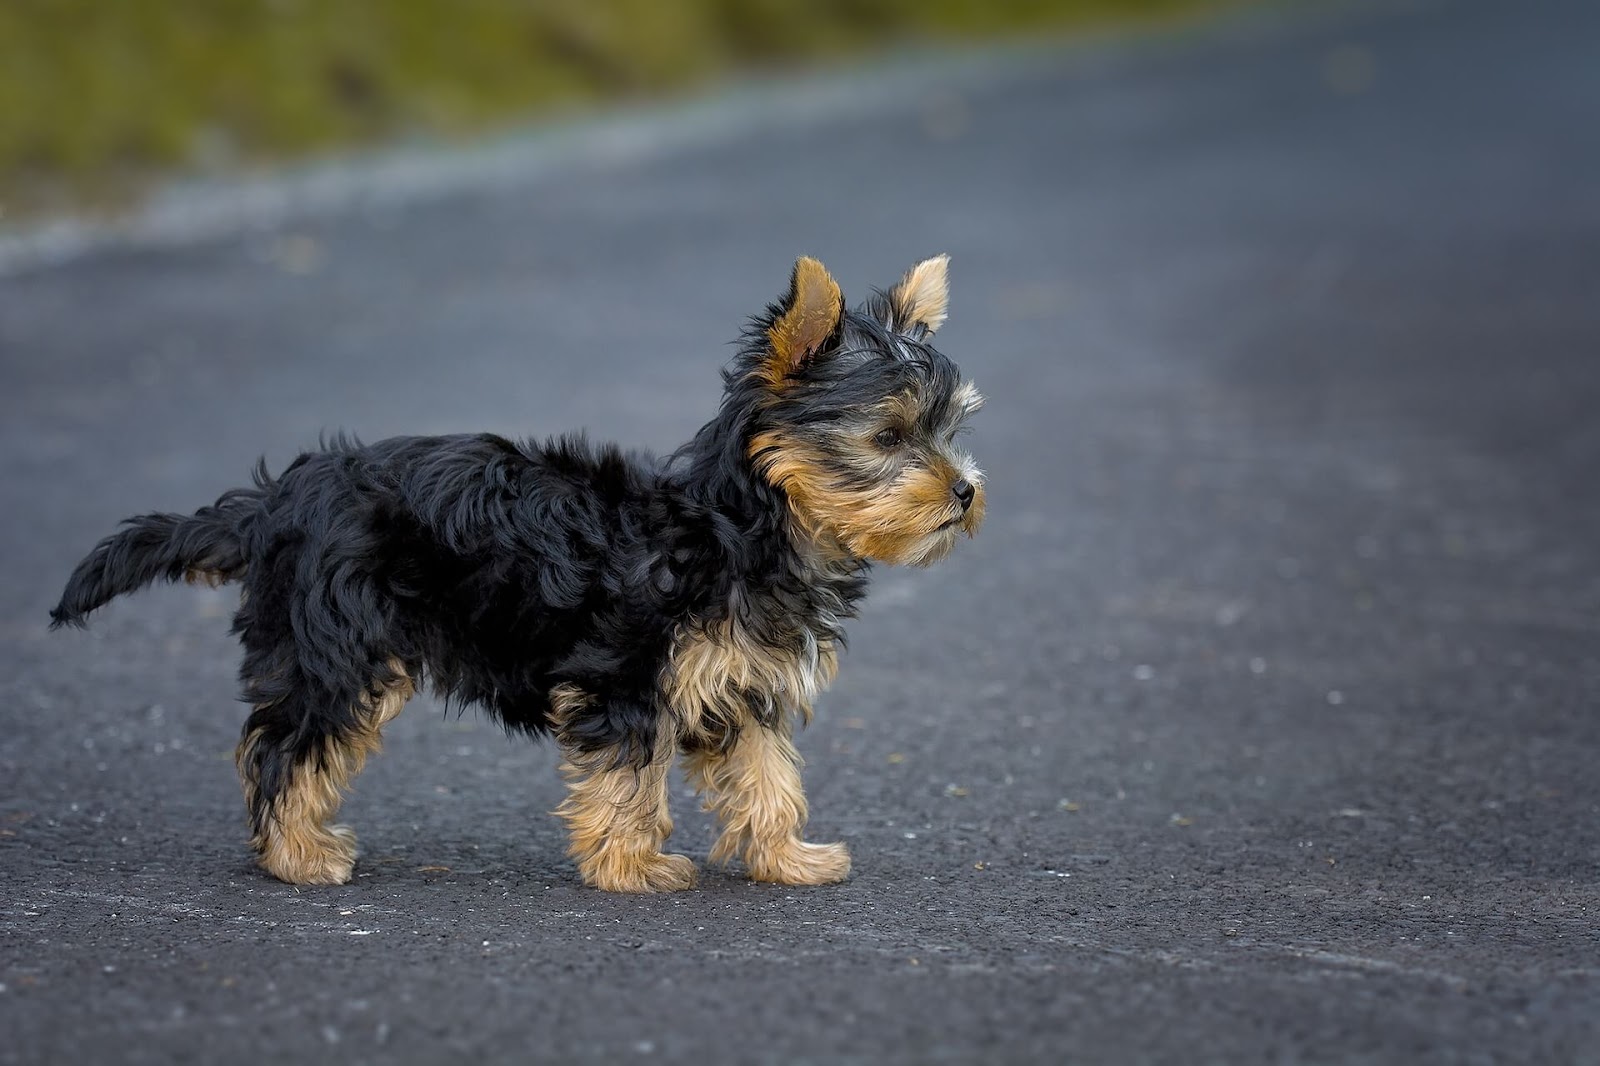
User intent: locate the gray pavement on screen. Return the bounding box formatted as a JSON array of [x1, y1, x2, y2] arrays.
[[3, 0, 1598, 1062]]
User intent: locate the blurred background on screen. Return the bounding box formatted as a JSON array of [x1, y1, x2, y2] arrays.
[[0, 0, 1223, 216]]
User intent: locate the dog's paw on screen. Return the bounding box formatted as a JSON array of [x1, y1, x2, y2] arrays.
[[583, 850, 699, 893], [258, 823, 357, 885], [747, 840, 851, 886]]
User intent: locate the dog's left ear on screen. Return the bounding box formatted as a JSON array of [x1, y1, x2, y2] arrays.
[[765, 256, 845, 384], [888, 254, 951, 337]]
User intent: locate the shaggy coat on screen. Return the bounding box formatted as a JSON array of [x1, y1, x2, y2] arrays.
[[51, 255, 984, 892]]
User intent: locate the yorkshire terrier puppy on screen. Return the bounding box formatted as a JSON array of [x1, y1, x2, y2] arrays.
[[51, 255, 985, 892]]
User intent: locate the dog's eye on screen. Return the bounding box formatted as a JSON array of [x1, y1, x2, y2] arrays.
[[874, 427, 904, 449]]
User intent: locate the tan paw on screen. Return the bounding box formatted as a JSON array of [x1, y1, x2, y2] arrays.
[[747, 840, 851, 885], [582, 850, 699, 893], [258, 823, 357, 885]]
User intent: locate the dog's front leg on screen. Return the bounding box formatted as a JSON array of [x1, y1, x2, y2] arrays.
[[551, 691, 696, 893], [683, 716, 851, 885]]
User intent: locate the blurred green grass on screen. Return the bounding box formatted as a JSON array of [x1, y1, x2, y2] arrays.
[[0, 0, 1231, 213]]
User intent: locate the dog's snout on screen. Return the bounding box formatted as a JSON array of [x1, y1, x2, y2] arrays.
[[951, 479, 976, 511]]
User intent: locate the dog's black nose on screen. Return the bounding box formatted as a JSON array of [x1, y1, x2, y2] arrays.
[[951, 479, 976, 511]]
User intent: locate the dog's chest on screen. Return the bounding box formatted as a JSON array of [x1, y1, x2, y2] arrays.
[[665, 612, 839, 740]]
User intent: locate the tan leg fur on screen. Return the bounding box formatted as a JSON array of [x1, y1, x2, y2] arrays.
[[683, 719, 851, 885], [550, 685, 696, 893], [239, 667, 412, 885]]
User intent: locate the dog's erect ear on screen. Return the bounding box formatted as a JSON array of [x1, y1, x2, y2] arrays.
[[765, 256, 844, 383], [889, 254, 950, 336]]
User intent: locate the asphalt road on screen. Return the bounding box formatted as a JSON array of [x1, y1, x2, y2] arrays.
[[3, 0, 1598, 1062]]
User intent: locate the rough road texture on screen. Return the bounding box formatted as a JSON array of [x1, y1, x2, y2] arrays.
[[2, 0, 1597, 1062]]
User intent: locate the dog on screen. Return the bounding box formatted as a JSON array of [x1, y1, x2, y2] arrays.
[[51, 255, 985, 892]]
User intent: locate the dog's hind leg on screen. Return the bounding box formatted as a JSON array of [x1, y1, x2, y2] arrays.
[[549, 686, 696, 893], [236, 663, 413, 885]]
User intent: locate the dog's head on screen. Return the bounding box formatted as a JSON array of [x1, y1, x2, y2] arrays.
[[736, 255, 985, 566]]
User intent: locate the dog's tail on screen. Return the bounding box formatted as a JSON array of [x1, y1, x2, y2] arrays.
[[50, 489, 259, 630]]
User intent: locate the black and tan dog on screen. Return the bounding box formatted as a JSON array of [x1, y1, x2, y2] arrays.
[[51, 255, 985, 892]]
